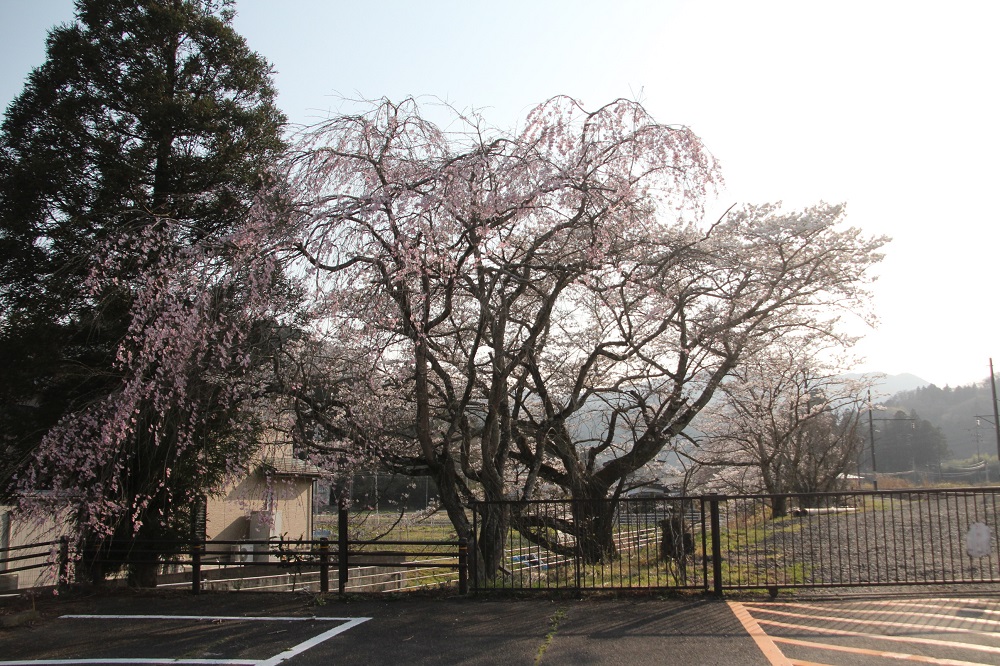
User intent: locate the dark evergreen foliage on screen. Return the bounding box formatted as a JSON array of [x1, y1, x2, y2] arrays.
[[864, 408, 948, 473], [0, 0, 286, 582], [882, 381, 998, 461]]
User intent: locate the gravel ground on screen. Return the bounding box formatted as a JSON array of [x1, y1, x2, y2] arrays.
[[721, 491, 1000, 590]]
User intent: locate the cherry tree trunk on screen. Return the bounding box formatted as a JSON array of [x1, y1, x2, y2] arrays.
[[770, 494, 789, 519], [475, 500, 510, 581], [571, 493, 619, 564]]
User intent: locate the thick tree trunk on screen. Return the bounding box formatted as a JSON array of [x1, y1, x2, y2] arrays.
[[126, 521, 162, 588], [75, 540, 106, 586], [426, 447, 512, 582], [475, 501, 509, 580], [571, 492, 618, 564], [432, 460, 470, 539], [127, 556, 159, 588], [770, 494, 788, 519]]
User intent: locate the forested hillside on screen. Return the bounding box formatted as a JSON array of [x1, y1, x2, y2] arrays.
[[883, 381, 998, 460]]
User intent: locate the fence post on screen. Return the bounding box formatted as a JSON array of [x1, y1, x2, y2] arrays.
[[470, 505, 478, 591], [0, 510, 9, 574], [574, 501, 582, 591], [191, 540, 202, 595], [458, 537, 468, 595], [338, 503, 348, 594], [709, 493, 723, 597], [58, 536, 70, 591], [319, 537, 330, 593]]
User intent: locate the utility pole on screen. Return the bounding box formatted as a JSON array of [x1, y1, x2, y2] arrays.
[[974, 421, 983, 461], [868, 389, 878, 491], [991, 359, 1000, 470]]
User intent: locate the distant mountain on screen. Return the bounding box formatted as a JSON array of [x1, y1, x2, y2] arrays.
[[843, 372, 932, 399]]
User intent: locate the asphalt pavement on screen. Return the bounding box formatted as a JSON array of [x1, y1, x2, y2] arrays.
[[0, 589, 771, 665]]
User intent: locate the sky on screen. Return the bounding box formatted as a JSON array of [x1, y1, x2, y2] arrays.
[[1, 0, 998, 389]]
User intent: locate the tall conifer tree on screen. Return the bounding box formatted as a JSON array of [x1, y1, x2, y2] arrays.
[[0, 0, 286, 583]]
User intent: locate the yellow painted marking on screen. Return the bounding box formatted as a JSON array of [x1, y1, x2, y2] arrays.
[[757, 618, 1000, 656], [728, 601, 794, 666], [773, 635, 991, 665]]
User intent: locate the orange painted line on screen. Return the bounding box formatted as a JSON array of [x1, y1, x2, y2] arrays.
[[742, 602, 1000, 629], [772, 635, 988, 665], [728, 601, 794, 666], [757, 617, 1000, 656], [744, 606, 1000, 639], [867, 599, 1000, 617]]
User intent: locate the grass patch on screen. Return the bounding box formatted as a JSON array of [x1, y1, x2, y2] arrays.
[[535, 607, 567, 664], [314, 512, 458, 542]]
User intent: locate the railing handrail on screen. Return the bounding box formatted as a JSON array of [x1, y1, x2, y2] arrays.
[[0, 539, 62, 553], [470, 485, 1000, 507], [471, 486, 1000, 594]]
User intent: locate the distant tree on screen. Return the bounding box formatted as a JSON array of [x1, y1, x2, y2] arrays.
[[867, 409, 947, 473], [696, 339, 869, 517], [873, 410, 916, 472], [880, 381, 999, 460], [0, 0, 287, 585], [911, 410, 948, 469]]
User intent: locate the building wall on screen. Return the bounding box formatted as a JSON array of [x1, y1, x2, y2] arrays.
[[3, 439, 319, 582], [203, 439, 317, 561], [0, 505, 63, 590], [205, 473, 315, 541]]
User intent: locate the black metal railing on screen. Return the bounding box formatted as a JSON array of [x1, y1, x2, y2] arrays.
[[471, 487, 1000, 593], [3, 508, 466, 596], [716, 489, 1000, 591], [0, 538, 68, 588], [170, 534, 467, 595], [8, 488, 1000, 596]]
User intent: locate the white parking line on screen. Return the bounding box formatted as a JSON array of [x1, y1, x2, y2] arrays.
[[60, 615, 359, 622], [868, 599, 1000, 617], [0, 614, 371, 666], [755, 617, 1000, 657], [258, 618, 369, 666], [735, 598, 1000, 666]]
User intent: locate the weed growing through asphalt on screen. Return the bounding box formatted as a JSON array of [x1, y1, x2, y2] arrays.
[[535, 607, 567, 664]]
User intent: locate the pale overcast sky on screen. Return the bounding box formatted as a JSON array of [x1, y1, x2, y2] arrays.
[[2, 0, 998, 388]]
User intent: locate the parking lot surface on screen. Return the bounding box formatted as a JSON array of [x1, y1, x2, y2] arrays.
[[0, 590, 768, 665], [4, 590, 1000, 665]]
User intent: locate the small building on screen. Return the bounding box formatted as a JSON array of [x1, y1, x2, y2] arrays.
[[1, 437, 324, 588], [204, 437, 324, 562], [0, 504, 63, 591]]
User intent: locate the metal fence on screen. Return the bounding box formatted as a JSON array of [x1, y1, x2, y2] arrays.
[[471, 487, 1000, 593], [8, 488, 1000, 596], [170, 532, 467, 595], [1, 508, 466, 595], [0, 538, 68, 592]]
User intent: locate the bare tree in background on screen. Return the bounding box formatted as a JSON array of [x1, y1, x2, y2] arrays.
[[694, 338, 871, 517]]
